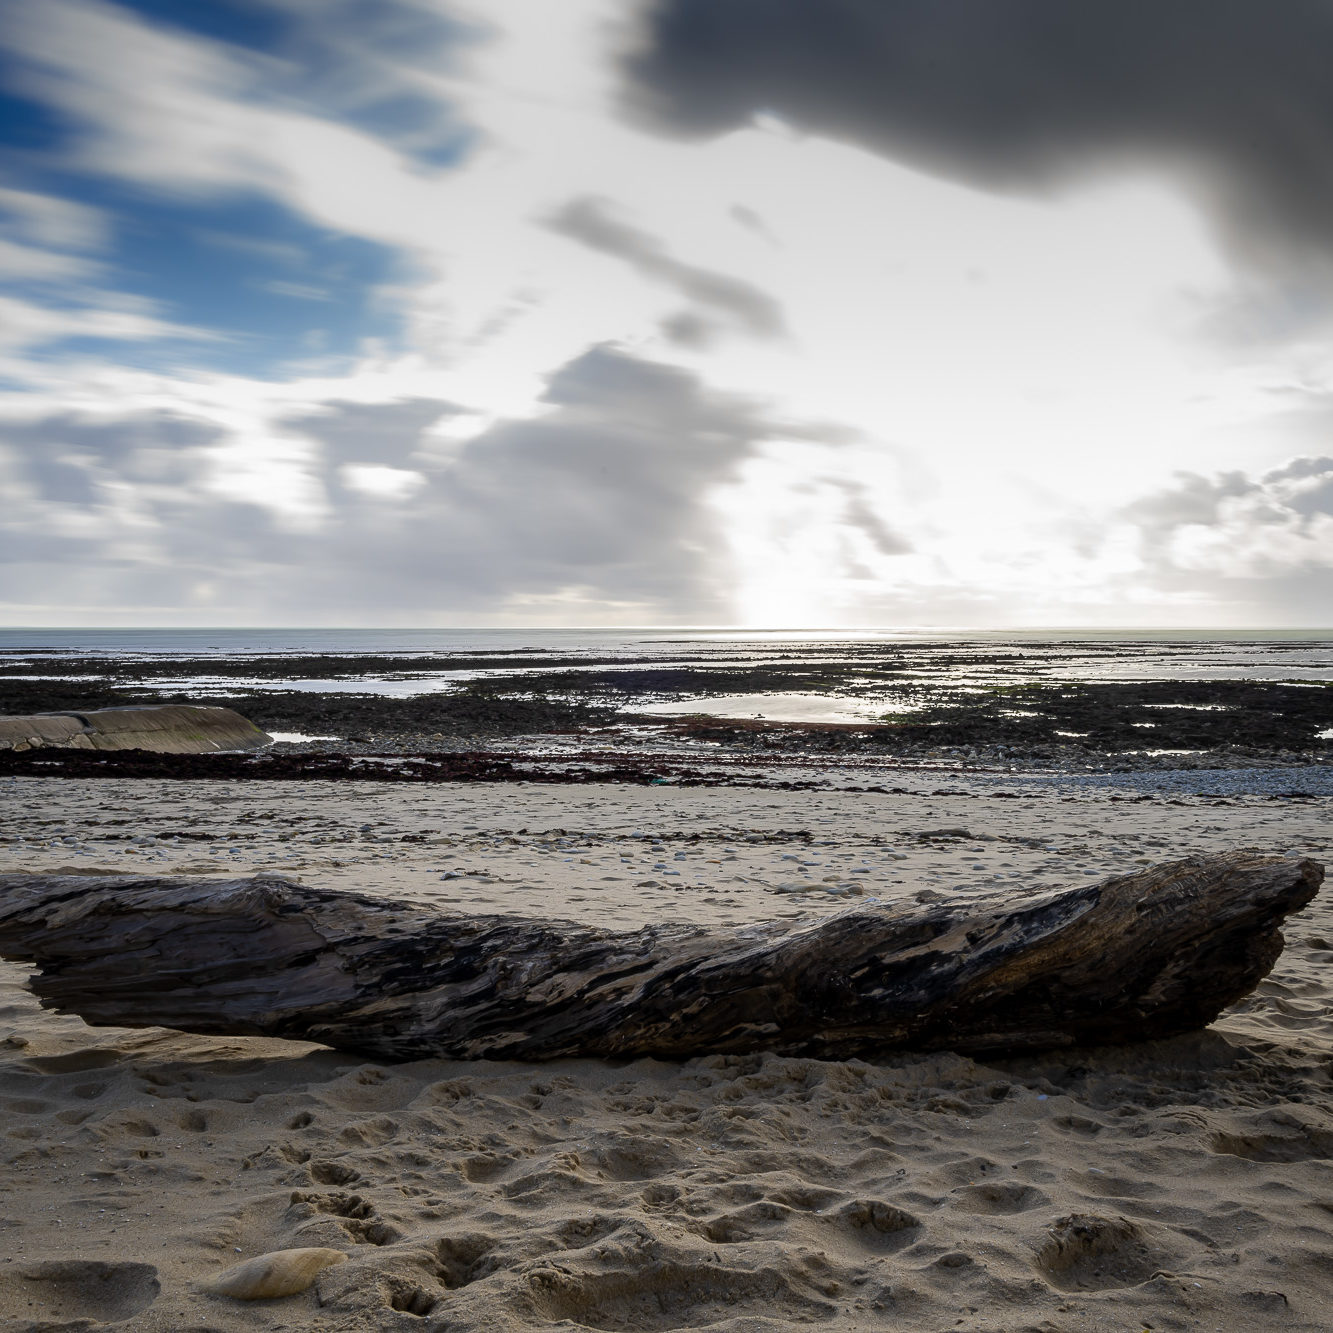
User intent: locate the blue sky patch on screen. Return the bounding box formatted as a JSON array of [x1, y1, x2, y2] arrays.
[[106, 188, 407, 372], [0, 82, 72, 155], [103, 0, 295, 53], [6, 177, 409, 377]]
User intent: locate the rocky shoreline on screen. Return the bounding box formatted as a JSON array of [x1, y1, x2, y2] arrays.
[[2, 648, 1331, 776], [0, 642, 1328, 797]]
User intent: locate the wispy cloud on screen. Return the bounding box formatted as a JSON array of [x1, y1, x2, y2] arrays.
[[1122, 457, 1333, 579], [0, 185, 110, 251], [546, 194, 786, 339], [0, 292, 220, 353]]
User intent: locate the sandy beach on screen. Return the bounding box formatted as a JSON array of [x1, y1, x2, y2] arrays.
[[1, 770, 1330, 1331]]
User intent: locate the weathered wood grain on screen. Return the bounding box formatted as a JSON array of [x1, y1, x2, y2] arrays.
[[0, 852, 1320, 1061]]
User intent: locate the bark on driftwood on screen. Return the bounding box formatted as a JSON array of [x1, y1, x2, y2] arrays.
[[0, 851, 1320, 1062]]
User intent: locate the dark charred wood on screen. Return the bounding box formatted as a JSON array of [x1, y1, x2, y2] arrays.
[[0, 851, 1321, 1062]]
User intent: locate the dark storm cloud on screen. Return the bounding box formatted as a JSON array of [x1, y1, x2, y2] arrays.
[[545, 196, 786, 338], [624, 0, 1333, 268], [0, 346, 853, 619]]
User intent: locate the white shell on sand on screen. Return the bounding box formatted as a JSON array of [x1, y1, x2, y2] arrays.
[[201, 1247, 348, 1299]]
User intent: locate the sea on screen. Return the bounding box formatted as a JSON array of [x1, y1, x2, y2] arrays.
[[1, 627, 1331, 727], [2, 625, 1332, 663]]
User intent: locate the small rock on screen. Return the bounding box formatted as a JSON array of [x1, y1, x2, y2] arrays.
[[200, 1247, 348, 1300]]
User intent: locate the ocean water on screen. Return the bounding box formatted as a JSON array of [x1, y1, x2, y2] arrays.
[[1, 624, 1331, 669], [2, 629, 1331, 725], [2, 623, 1331, 656]]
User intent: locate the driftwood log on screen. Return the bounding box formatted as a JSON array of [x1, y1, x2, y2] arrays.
[[0, 852, 1321, 1061]]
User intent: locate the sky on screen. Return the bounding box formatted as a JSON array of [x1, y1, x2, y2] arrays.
[[0, 0, 1330, 629]]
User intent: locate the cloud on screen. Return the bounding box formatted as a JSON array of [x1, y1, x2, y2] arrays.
[[284, 397, 462, 470], [0, 345, 851, 621], [1117, 458, 1333, 616], [657, 309, 720, 349], [221, 0, 480, 168], [384, 343, 832, 612], [546, 195, 786, 338], [0, 237, 102, 283], [0, 293, 220, 354], [623, 1, 1333, 274], [0, 186, 110, 251], [827, 478, 912, 557], [0, 410, 222, 506]]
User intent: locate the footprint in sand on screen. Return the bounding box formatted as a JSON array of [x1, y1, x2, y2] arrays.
[[525, 1258, 835, 1330], [95, 1115, 162, 1141], [339, 1114, 400, 1147], [831, 1198, 923, 1252], [288, 1190, 403, 1246], [0, 1259, 160, 1324], [638, 1183, 682, 1211], [308, 1234, 503, 1324], [255, 1139, 315, 1170], [1034, 1212, 1176, 1291], [23, 1049, 122, 1075], [951, 1181, 1051, 1215], [1211, 1119, 1333, 1162], [458, 1151, 515, 1183], [386, 1278, 442, 1316], [701, 1200, 794, 1243], [549, 1214, 624, 1252], [0, 1097, 52, 1116], [583, 1134, 685, 1182], [433, 1233, 501, 1288], [308, 1158, 361, 1186]]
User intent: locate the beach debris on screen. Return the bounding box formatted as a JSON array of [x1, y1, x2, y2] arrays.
[[0, 851, 1321, 1062], [0, 704, 270, 754], [199, 1247, 348, 1299]]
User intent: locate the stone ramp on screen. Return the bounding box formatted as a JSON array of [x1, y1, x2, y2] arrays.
[[0, 705, 271, 754]]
